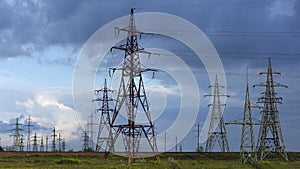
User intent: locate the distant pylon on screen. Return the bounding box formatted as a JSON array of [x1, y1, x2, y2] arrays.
[[58, 133, 62, 152], [51, 127, 57, 152], [226, 67, 260, 164], [94, 79, 114, 152], [86, 111, 97, 151], [62, 139, 66, 152], [32, 132, 38, 152], [10, 118, 23, 151], [40, 136, 44, 152], [106, 8, 158, 164], [82, 131, 90, 151], [46, 136, 48, 152], [25, 115, 33, 152], [253, 58, 288, 161], [205, 75, 230, 152]]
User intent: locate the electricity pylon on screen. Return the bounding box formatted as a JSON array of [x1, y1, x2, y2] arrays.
[[106, 8, 158, 164], [10, 118, 23, 151], [25, 115, 33, 152], [226, 67, 260, 164], [51, 127, 57, 152], [205, 75, 230, 152], [58, 133, 62, 152], [40, 136, 44, 152], [62, 139, 66, 152], [94, 79, 114, 152], [32, 132, 39, 152], [253, 58, 288, 161], [82, 131, 90, 151], [46, 136, 48, 152], [87, 112, 97, 151]]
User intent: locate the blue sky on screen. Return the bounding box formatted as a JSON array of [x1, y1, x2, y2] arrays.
[[0, 0, 299, 152]]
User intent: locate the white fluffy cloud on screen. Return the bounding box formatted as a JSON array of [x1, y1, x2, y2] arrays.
[[16, 93, 81, 142]]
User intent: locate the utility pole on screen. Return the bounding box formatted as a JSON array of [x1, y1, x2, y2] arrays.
[[205, 75, 230, 152], [25, 115, 34, 152], [106, 8, 158, 164], [226, 67, 260, 164], [51, 127, 57, 152], [175, 136, 178, 152], [94, 79, 114, 152], [164, 132, 167, 152], [253, 58, 288, 161], [197, 121, 200, 152]]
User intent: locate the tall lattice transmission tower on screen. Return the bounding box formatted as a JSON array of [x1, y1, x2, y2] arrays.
[[40, 136, 44, 152], [25, 115, 34, 152], [10, 118, 23, 151], [87, 112, 97, 151], [46, 136, 48, 152], [82, 131, 90, 151], [32, 132, 39, 152], [51, 127, 57, 152], [253, 58, 288, 161], [106, 8, 158, 164], [62, 139, 66, 152], [205, 75, 230, 152], [226, 67, 260, 164], [58, 133, 62, 152], [94, 79, 114, 152]]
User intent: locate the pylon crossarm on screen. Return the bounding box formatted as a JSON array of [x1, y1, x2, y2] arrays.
[[259, 71, 281, 75]]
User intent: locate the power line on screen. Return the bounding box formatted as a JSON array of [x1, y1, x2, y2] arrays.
[[145, 31, 300, 37], [137, 0, 294, 10]]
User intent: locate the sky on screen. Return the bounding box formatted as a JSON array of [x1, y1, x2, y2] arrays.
[[0, 0, 299, 152]]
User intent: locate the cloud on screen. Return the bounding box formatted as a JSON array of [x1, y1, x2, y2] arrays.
[[0, 0, 134, 58], [147, 84, 180, 96], [0, 69, 12, 76], [269, 0, 296, 17], [16, 93, 81, 142]]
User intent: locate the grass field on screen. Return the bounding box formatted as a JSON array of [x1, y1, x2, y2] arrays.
[[0, 152, 299, 169]]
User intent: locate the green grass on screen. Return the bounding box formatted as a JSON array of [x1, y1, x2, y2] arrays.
[[0, 152, 299, 169]]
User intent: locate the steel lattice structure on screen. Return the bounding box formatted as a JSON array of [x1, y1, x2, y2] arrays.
[[106, 8, 158, 164], [93, 79, 114, 152], [82, 131, 90, 152], [226, 67, 260, 164], [10, 118, 23, 151], [25, 115, 33, 152], [51, 127, 57, 152], [205, 75, 230, 152], [253, 58, 288, 161], [32, 132, 38, 152]]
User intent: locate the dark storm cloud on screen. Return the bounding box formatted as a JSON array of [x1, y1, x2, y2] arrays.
[[1, 0, 298, 60], [0, 0, 136, 58]]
